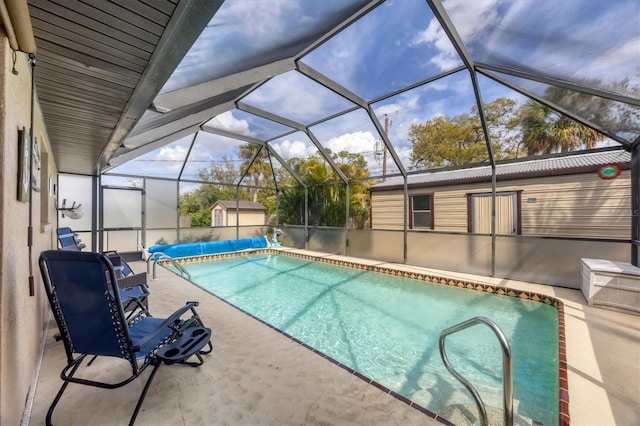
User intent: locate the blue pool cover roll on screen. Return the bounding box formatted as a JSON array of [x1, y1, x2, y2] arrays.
[[147, 237, 268, 258]]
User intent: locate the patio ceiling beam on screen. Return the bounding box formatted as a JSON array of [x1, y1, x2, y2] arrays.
[[200, 126, 266, 146], [177, 132, 198, 181], [121, 98, 235, 151], [476, 62, 640, 108], [127, 86, 251, 143], [264, 144, 306, 188], [426, 0, 474, 69], [296, 61, 367, 109], [152, 58, 296, 112], [364, 106, 407, 178], [105, 123, 202, 170], [226, 105, 309, 187], [306, 129, 349, 185], [295, 0, 386, 60], [236, 103, 306, 132], [367, 65, 467, 105], [97, 0, 223, 173]]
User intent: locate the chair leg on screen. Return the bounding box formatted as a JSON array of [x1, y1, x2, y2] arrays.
[[178, 351, 204, 367], [46, 360, 83, 426], [199, 341, 213, 355], [87, 355, 99, 366], [128, 359, 162, 426]]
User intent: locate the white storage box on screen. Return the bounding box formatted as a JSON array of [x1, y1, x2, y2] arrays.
[[581, 258, 640, 314]]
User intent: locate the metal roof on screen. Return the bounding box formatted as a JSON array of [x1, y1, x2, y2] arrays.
[[371, 149, 632, 190]]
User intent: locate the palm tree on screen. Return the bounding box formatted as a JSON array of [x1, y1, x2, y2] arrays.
[[519, 99, 606, 156], [238, 143, 272, 202]]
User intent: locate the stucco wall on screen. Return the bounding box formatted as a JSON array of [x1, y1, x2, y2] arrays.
[[0, 34, 57, 424]]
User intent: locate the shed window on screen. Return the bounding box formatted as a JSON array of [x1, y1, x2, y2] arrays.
[[410, 194, 433, 229]]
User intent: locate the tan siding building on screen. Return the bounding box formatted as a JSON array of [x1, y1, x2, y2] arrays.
[[371, 151, 631, 239], [210, 200, 267, 227]]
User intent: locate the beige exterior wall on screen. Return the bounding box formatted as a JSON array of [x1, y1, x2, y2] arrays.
[[0, 34, 58, 424], [212, 207, 266, 227], [371, 170, 631, 239]]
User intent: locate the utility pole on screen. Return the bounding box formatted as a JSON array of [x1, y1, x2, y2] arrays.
[[383, 114, 391, 181]]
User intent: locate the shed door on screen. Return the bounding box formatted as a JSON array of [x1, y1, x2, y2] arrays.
[[470, 192, 518, 235], [214, 209, 223, 227]]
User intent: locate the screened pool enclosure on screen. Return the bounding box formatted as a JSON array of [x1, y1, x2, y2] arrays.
[[49, 0, 639, 289]]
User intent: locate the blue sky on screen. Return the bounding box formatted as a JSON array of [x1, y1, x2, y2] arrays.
[[113, 0, 638, 185]]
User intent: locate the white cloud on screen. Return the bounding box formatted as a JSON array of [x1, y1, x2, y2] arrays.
[[205, 111, 255, 137], [218, 0, 301, 49], [411, 0, 506, 70], [270, 138, 317, 161], [325, 131, 377, 155], [156, 144, 188, 162]]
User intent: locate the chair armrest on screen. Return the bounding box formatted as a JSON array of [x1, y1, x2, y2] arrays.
[[117, 272, 147, 289], [130, 301, 200, 351]]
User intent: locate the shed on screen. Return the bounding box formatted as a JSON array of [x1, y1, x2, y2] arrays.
[[210, 200, 267, 227], [370, 149, 631, 239]]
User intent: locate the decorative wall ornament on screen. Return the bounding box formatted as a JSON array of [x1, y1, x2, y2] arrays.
[[17, 127, 30, 202], [597, 163, 621, 180]]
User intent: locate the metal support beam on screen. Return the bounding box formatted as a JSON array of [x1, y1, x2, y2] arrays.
[[346, 182, 350, 256], [632, 146, 640, 266], [468, 69, 497, 276], [98, 0, 225, 173], [480, 69, 632, 147]]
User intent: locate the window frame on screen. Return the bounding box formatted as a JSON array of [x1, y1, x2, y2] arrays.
[[466, 191, 522, 235], [409, 193, 434, 230]]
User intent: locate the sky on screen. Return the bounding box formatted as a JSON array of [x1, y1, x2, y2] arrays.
[[110, 0, 639, 186]]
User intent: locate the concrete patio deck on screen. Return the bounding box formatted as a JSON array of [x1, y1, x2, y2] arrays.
[[24, 250, 640, 425]]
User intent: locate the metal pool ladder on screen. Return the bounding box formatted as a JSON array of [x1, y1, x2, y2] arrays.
[[147, 252, 191, 281], [439, 316, 513, 426]]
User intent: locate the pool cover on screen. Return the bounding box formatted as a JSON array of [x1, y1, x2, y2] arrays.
[[146, 237, 268, 259]]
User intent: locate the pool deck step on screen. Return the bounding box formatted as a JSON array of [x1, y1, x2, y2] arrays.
[[439, 402, 540, 426]]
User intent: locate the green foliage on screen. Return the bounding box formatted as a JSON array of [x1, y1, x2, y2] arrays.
[[238, 143, 273, 202], [277, 151, 372, 228], [408, 93, 617, 168], [409, 98, 519, 169], [179, 158, 251, 227], [519, 97, 607, 156]]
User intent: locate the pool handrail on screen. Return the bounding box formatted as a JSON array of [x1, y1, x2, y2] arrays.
[[439, 316, 513, 426], [147, 252, 191, 281]]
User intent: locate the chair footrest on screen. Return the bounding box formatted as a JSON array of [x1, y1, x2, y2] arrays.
[[156, 327, 211, 364]]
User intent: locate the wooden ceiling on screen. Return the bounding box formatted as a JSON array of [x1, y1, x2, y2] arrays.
[[28, 0, 222, 175]]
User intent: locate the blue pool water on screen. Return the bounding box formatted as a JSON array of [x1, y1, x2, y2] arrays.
[[176, 253, 559, 424]]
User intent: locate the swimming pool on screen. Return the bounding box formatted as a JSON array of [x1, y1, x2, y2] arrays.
[[171, 252, 561, 424]]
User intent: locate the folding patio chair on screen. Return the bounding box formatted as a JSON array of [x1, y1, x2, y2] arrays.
[[56, 227, 85, 250], [39, 250, 213, 426], [104, 250, 150, 317]]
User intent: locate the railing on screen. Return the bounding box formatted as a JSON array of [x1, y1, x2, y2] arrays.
[[439, 316, 513, 426], [147, 252, 191, 281]]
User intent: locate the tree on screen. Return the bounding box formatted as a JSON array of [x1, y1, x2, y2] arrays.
[[519, 99, 607, 156], [277, 151, 372, 228], [179, 157, 248, 226], [409, 98, 519, 169], [239, 143, 272, 203]]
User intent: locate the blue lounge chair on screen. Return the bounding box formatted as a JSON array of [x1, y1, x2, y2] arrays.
[[104, 250, 150, 317], [56, 227, 85, 250], [39, 250, 213, 425]]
